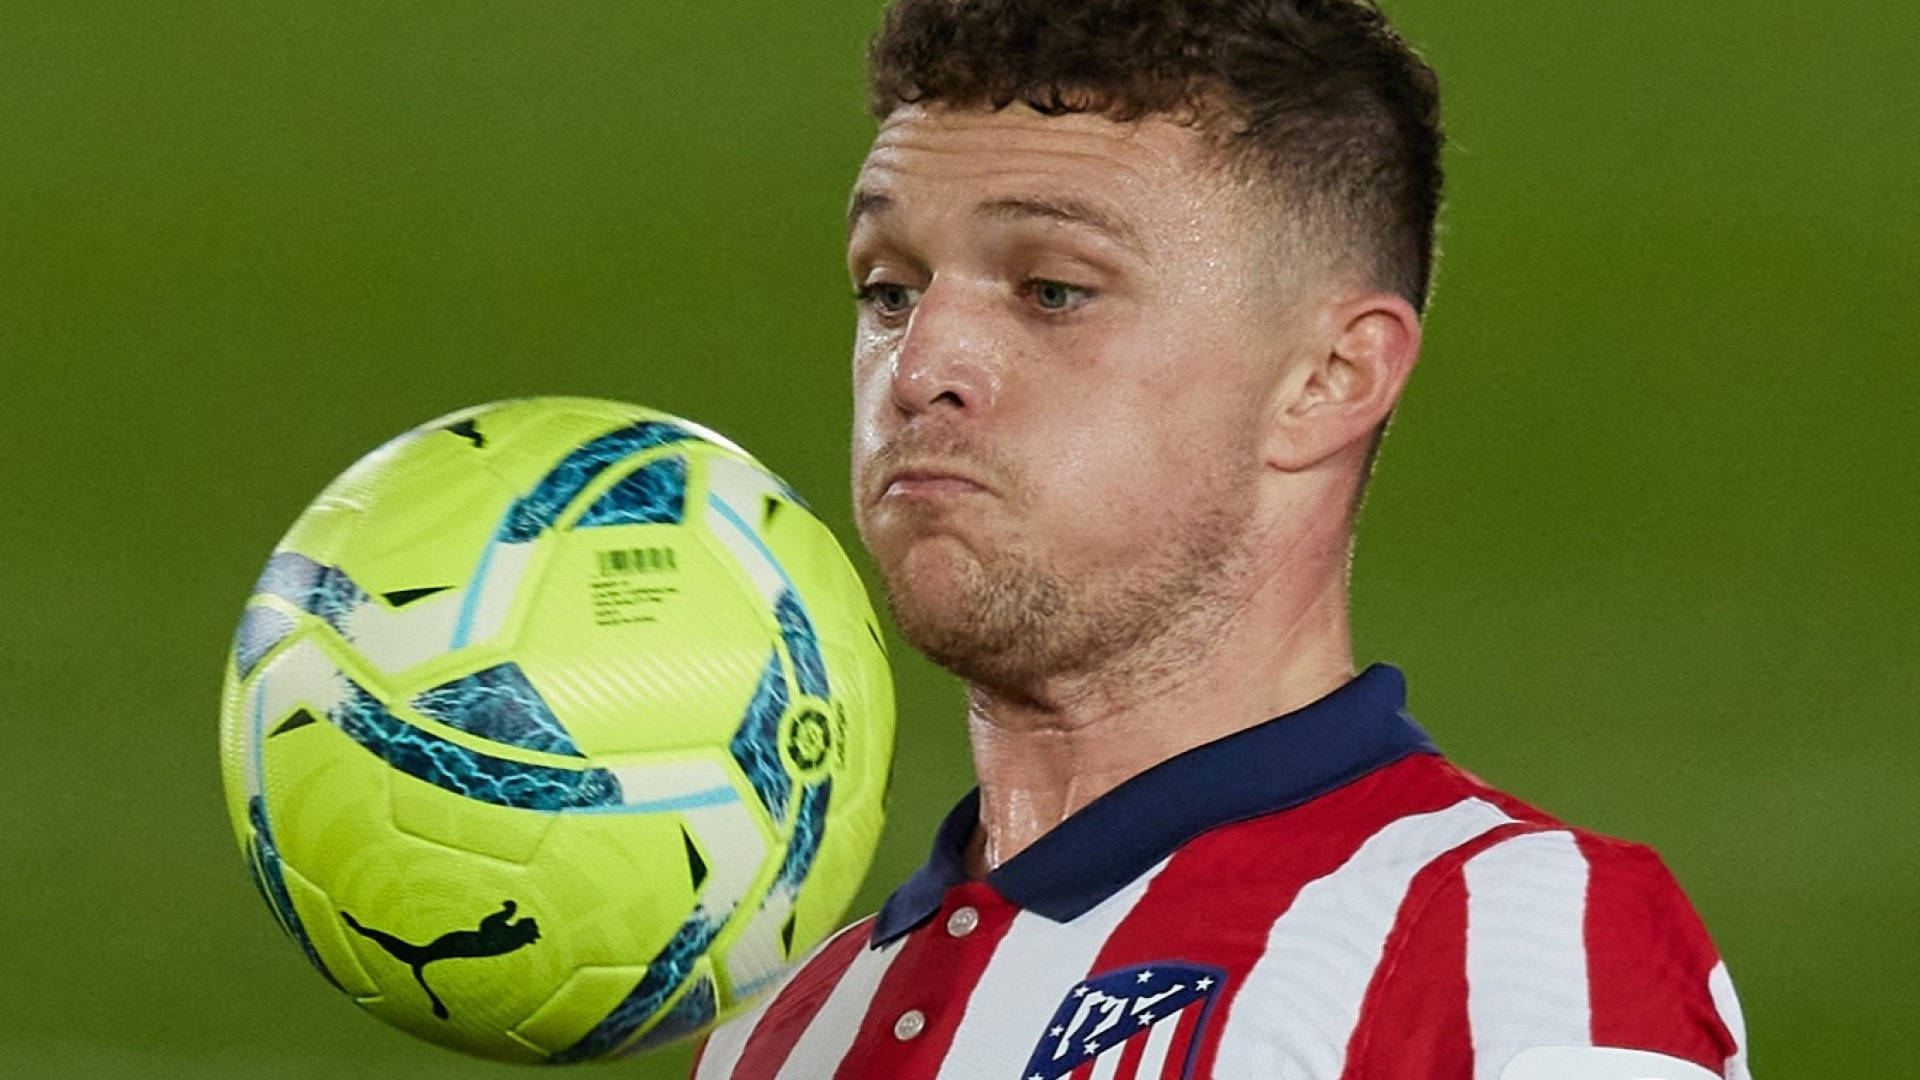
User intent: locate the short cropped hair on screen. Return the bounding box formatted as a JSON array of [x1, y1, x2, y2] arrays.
[[866, 0, 1444, 313]]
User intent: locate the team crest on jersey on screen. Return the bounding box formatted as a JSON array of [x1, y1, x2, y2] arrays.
[[1020, 963, 1226, 1080]]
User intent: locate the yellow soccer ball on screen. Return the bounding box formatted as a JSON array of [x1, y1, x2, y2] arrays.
[[218, 398, 894, 1062]]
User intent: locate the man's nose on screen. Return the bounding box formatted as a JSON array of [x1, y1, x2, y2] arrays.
[[889, 279, 1002, 419]]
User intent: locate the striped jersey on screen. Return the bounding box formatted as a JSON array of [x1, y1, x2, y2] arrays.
[[693, 665, 1752, 1080]]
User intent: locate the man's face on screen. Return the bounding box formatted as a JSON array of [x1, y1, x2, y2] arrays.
[[846, 103, 1300, 691]]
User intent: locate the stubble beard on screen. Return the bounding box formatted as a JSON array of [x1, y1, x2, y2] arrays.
[[877, 475, 1259, 702]]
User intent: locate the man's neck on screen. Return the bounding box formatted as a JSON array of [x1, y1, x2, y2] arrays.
[[962, 567, 1355, 876]]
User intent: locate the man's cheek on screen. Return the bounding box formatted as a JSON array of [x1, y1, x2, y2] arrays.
[[1045, 476, 1170, 556]]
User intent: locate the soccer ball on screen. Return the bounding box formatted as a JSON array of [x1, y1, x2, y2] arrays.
[[218, 398, 894, 1062]]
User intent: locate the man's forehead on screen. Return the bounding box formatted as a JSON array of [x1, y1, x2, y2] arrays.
[[855, 103, 1216, 204], [849, 103, 1250, 252]]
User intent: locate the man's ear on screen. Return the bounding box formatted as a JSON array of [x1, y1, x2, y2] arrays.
[[1265, 291, 1422, 472]]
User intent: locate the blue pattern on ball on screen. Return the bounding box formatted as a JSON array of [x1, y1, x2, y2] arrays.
[[496, 421, 699, 543], [251, 551, 367, 634], [574, 454, 689, 529], [774, 589, 830, 698], [410, 662, 584, 758], [728, 652, 792, 821], [331, 683, 622, 810], [628, 972, 718, 1055], [232, 605, 297, 678], [776, 780, 832, 894], [245, 796, 342, 990], [550, 914, 723, 1062]]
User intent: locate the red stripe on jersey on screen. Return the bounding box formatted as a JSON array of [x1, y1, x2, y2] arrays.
[[1067, 755, 1469, 1080], [1579, 833, 1735, 1072], [1166, 1000, 1211, 1079], [830, 881, 1014, 1079], [727, 918, 876, 1079], [1111, 1020, 1151, 1076], [1340, 821, 1544, 1080]]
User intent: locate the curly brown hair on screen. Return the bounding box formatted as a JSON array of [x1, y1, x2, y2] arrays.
[[866, 0, 1443, 312]]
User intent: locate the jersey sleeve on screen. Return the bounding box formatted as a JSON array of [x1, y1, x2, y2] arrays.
[[1341, 827, 1750, 1080]]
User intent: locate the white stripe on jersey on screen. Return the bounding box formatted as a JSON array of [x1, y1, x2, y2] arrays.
[[934, 859, 1170, 1080], [1134, 1008, 1183, 1078], [1214, 797, 1517, 1079], [695, 992, 766, 1080], [1708, 961, 1750, 1080], [747, 933, 907, 1080], [1465, 830, 1592, 1080]]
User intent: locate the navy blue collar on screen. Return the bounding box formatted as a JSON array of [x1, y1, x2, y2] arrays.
[[871, 664, 1437, 946]]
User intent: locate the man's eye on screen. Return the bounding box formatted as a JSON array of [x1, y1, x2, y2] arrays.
[[1024, 278, 1093, 313], [856, 282, 920, 316]]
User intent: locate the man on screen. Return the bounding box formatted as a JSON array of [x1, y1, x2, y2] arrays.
[[697, 1, 1751, 1077]]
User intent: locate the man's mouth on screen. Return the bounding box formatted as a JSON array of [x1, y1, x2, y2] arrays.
[[879, 465, 989, 501]]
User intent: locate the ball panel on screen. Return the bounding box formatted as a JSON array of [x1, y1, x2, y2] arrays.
[[547, 917, 723, 1062], [233, 604, 298, 679], [513, 521, 775, 759], [409, 662, 585, 758], [726, 651, 795, 824], [331, 677, 623, 811], [239, 794, 343, 992], [512, 443, 776, 762], [774, 589, 831, 699], [383, 763, 558, 866], [782, 776, 885, 973], [486, 410, 710, 545], [515, 962, 651, 1056], [267, 858, 379, 998], [628, 966, 719, 1055], [717, 903, 794, 1004], [740, 471, 886, 660], [250, 551, 369, 639], [571, 453, 690, 529], [699, 452, 802, 611], [716, 778, 835, 1003], [219, 657, 257, 841], [285, 432, 506, 612], [340, 586, 470, 676], [816, 639, 895, 816]]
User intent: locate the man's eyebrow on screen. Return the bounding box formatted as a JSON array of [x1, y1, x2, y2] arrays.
[[847, 191, 1147, 259], [847, 190, 893, 234], [974, 196, 1145, 257]]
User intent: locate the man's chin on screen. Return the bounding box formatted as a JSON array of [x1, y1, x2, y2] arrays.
[[879, 541, 987, 649], [876, 540, 1064, 687], [886, 600, 1030, 688]]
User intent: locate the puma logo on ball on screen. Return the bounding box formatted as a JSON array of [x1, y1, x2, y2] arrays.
[[342, 900, 541, 1020]]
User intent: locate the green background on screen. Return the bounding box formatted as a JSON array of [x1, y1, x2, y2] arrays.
[[2, 2, 1913, 1076]]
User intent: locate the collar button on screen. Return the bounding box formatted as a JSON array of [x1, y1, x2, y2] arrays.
[[946, 905, 981, 938], [893, 1008, 927, 1041]]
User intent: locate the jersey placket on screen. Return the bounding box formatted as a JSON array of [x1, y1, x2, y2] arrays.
[[831, 881, 1014, 1078]]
